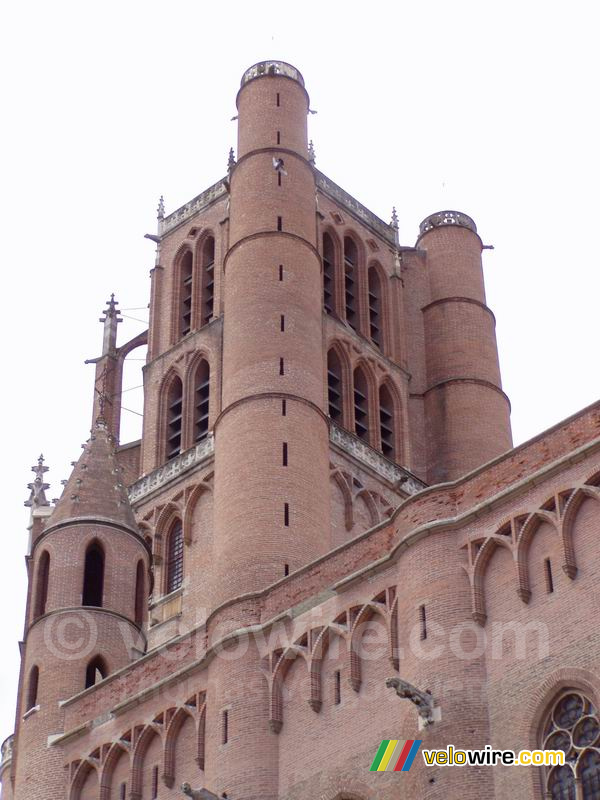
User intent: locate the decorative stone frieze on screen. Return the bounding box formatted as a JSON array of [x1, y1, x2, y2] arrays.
[[129, 435, 214, 504]]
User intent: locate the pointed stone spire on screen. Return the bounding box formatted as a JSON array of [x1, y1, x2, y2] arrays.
[[47, 420, 138, 534], [99, 293, 122, 357], [24, 454, 50, 509], [227, 147, 236, 173], [308, 140, 316, 166], [157, 195, 165, 221], [391, 207, 399, 246]]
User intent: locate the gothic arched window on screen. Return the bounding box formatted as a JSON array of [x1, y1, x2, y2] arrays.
[[379, 383, 396, 461], [134, 559, 145, 627], [353, 366, 370, 443], [193, 360, 210, 442], [85, 655, 107, 689], [323, 233, 336, 315], [343, 236, 358, 331], [26, 665, 39, 711], [33, 550, 50, 619], [368, 265, 383, 349], [541, 690, 600, 799], [327, 349, 343, 423], [200, 236, 215, 327], [179, 250, 193, 339], [166, 520, 184, 595], [82, 541, 105, 607], [166, 377, 183, 460]]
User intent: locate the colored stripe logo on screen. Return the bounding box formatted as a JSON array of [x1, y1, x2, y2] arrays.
[[370, 739, 422, 772]]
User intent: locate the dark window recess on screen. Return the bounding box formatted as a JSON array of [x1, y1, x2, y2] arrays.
[[82, 543, 105, 607], [284, 503, 290, 527], [222, 710, 229, 744], [282, 398, 287, 416], [278, 171, 282, 186], [419, 605, 427, 640], [194, 360, 210, 442], [166, 520, 184, 594], [180, 250, 193, 337], [353, 368, 369, 442], [327, 350, 343, 423], [134, 560, 145, 627], [545, 558, 554, 593], [368, 266, 382, 348], [379, 384, 395, 460], [323, 233, 335, 314], [26, 665, 39, 710], [201, 237, 215, 326], [277, 131, 281, 144], [280, 315, 285, 332], [34, 550, 50, 619], [151, 766, 159, 799], [283, 442, 288, 466], [279, 264, 283, 281], [284, 564, 290, 576], [277, 216, 283, 231], [276, 92, 280, 107], [334, 670, 341, 705], [85, 656, 107, 689], [344, 237, 358, 330], [166, 378, 183, 459], [279, 357, 284, 375], [120, 784, 126, 800]]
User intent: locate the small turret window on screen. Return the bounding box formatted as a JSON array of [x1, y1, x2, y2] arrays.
[[166, 377, 183, 459], [82, 541, 105, 607], [201, 237, 215, 327], [33, 550, 50, 619], [134, 560, 145, 627], [26, 665, 39, 711], [166, 520, 184, 594], [194, 360, 210, 442], [85, 656, 107, 689]]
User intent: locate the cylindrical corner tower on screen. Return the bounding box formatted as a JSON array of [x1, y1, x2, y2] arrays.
[[418, 211, 512, 483], [213, 61, 330, 603], [11, 423, 149, 799]]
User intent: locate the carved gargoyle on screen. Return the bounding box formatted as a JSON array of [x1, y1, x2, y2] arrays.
[[386, 677, 435, 726], [181, 784, 220, 800]]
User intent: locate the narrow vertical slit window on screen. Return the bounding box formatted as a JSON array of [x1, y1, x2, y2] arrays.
[[277, 216, 283, 231], [166, 377, 183, 459], [179, 250, 193, 338], [282, 442, 288, 466], [166, 520, 184, 594], [278, 171, 282, 186], [334, 670, 341, 705], [276, 92, 280, 107], [282, 398, 287, 416], [200, 236, 215, 327], [379, 384, 396, 461], [327, 349, 343, 423], [419, 604, 427, 640], [284, 564, 290, 576], [151, 766, 159, 799], [279, 357, 284, 375], [26, 665, 39, 711], [82, 542, 105, 607], [323, 233, 336, 315], [277, 130, 281, 144], [134, 559, 145, 627], [284, 503, 290, 527], [544, 558, 554, 593], [353, 367, 370, 442], [280, 315, 285, 331], [120, 784, 126, 800], [343, 236, 358, 330], [222, 710, 229, 744], [368, 265, 382, 349], [279, 264, 283, 281], [34, 550, 50, 619], [194, 360, 210, 442]]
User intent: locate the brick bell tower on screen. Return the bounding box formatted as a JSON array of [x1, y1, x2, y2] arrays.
[[212, 62, 330, 602], [9, 423, 149, 800]]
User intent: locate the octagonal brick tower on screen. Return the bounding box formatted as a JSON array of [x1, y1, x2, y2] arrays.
[[213, 62, 330, 603]]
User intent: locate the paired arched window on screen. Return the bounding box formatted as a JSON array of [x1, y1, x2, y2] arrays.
[[33, 550, 50, 619], [323, 233, 336, 315], [26, 665, 39, 711], [85, 656, 107, 689], [201, 236, 215, 327], [353, 366, 369, 442], [379, 383, 396, 461], [166, 377, 183, 460], [194, 360, 210, 442], [82, 542, 105, 607], [179, 250, 193, 339], [343, 237, 358, 331], [368, 266, 383, 349], [134, 560, 145, 627], [327, 350, 343, 423], [166, 520, 184, 594], [542, 690, 600, 799]]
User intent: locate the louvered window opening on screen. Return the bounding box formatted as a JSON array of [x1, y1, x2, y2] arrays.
[[167, 521, 184, 594], [180, 251, 193, 337], [344, 238, 357, 330], [380, 386, 394, 460], [167, 381, 183, 459], [323, 233, 335, 315], [354, 372, 368, 441], [195, 362, 210, 442], [201, 238, 215, 326], [327, 353, 343, 423], [368, 268, 382, 348]]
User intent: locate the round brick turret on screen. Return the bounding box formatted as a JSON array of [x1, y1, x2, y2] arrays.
[[418, 211, 512, 482], [10, 421, 149, 800], [212, 61, 330, 602]]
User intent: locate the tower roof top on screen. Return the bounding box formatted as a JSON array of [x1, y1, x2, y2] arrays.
[[47, 420, 138, 534], [240, 61, 304, 88]]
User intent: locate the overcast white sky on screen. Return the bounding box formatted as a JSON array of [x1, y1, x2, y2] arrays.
[[1, 0, 599, 747]]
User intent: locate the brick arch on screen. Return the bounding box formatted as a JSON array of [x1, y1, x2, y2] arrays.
[[70, 759, 99, 800], [269, 644, 309, 733], [349, 600, 389, 692], [561, 484, 600, 579], [99, 742, 129, 800], [183, 481, 213, 545], [330, 469, 354, 532], [130, 725, 162, 800], [309, 624, 350, 712], [155, 502, 182, 540], [163, 706, 196, 788], [354, 489, 379, 528], [515, 509, 560, 603], [471, 534, 515, 626]]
